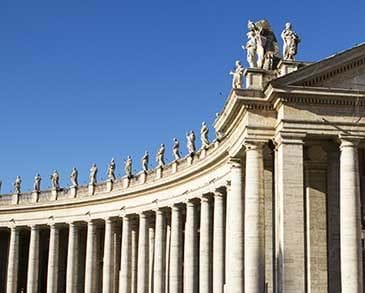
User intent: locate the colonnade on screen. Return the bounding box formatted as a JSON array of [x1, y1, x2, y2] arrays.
[[1, 136, 364, 293]]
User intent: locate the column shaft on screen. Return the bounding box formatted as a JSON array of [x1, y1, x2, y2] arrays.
[[131, 225, 138, 293], [245, 143, 265, 293], [184, 200, 198, 293], [137, 214, 149, 293], [103, 218, 116, 293], [66, 223, 79, 293], [226, 158, 244, 293], [6, 227, 20, 293], [120, 216, 131, 293], [47, 224, 60, 293], [170, 205, 183, 293], [340, 137, 363, 293], [85, 220, 98, 293], [154, 209, 166, 293], [200, 196, 213, 293], [213, 191, 225, 293], [27, 225, 40, 293]]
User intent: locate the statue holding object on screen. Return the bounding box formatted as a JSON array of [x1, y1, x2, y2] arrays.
[[281, 22, 300, 61], [229, 60, 244, 89]]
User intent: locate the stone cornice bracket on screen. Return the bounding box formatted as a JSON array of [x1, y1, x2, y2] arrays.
[[338, 134, 363, 149], [274, 131, 306, 147]]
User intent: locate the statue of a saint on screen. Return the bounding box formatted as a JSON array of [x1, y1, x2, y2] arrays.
[[229, 60, 244, 88], [244, 30, 257, 68], [50, 170, 60, 190], [89, 164, 98, 185], [125, 156, 133, 178], [186, 131, 196, 155], [281, 22, 300, 61], [142, 151, 149, 172], [156, 144, 165, 167], [173, 138, 181, 160], [200, 122, 210, 148], [107, 158, 116, 181], [33, 174, 41, 192], [70, 167, 78, 187], [14, 176, 21, 194]]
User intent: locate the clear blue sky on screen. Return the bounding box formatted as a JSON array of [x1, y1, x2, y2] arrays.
[[0, 0, 364, 193]]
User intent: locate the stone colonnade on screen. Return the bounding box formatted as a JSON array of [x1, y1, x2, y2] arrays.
[[1, 135, 364, 293]]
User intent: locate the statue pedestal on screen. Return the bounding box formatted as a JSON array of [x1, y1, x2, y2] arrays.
[[156, 167, 163, 179], [106, 180, 113, 192], [32, 191, 39, 203], [123, 177, 130, 188], [200, 148, 207, 159], [187, 155, 194, 166], [70, 186, 77, 198], [277, 60, 302, 77], [51, 189, 58, 201], [140, 172, 147, 184], [88, 184, 95, 195], [12, 193, 19, 205], [245, 68, 275, 90], [172, 161, 178, 173]]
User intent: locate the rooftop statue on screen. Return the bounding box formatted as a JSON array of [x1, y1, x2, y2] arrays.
[[125, 156, 133, 178], [13, 176, 21, 194], [33, 174, 41, 192], [50, 170, 60, 190], [142, 151, 149, 172], [186, 130, 196, 155], [244, 19, 280, 70], [70, 167, 78, 187], [173, 138, 181, 160], [229, 60, 244, 89], [89, 164, 98, 185], [107, 158, 116, 181], [156, 144, 166, 167], [200, 122, 210, 148], [0, 180, 2, 193], [281, 22, 300, 61]]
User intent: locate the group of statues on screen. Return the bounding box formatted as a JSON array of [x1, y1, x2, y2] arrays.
[[10, 122, 214, 194], [230, 20, 301, 89]]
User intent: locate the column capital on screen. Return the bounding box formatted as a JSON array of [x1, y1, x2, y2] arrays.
[[243, 139, 265, 151], [170, 202, 184, 211], [339, 134, 363, 149], [274, 131, 305, 147], [228, 157, 242, 169], [200, 193, 213, 203]]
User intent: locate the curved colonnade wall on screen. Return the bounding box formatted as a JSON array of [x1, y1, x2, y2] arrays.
[[1, 44, 365, 293]]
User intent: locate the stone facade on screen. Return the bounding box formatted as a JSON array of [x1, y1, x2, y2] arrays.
[[1, 41, 365, 293]]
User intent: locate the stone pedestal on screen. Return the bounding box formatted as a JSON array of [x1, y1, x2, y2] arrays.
[[106, 180, 113, 192], [172, 162, 178, 173], [245, 68, 275, 90], [200, 148, 207, 159], [12, 193, 19, 205], [70, 186, 77, 198], [156, 167, 163, 179], [51, 189, 58, 201], [32, 191, 39, 203], [123, 177, 130, 188], [88, 184, 95, 195], [187, 155, 194, 166], [277, 60, 301, 77], [140, 172, 147, 184]]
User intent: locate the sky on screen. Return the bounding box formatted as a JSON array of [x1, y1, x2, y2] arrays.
[[0, 0, 364, 193]]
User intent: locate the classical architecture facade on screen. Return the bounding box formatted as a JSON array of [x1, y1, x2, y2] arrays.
[[1, 22, 365, 293]]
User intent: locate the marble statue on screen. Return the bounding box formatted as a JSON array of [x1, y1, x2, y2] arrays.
[[142, 151, 149, 172], [156, 144, 166, 167], [70, 167, 78, 187], [51, 170, 60, 190], [14, 176, 21, 194], [200, 122, 210, 148], [89, 164, 98, 185], [173, 138, 181, 160], [186, 131, 196, 154], [245, 19, 280, 70], [0, 180, 2, 193], [229, 60, 244, 88], [33, 174, 41, 192], [281, 22, 300, 61], [107, 158, 116, 181], [125, 156, 133, 178]]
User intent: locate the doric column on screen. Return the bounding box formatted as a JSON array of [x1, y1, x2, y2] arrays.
[[131, 223, 138, 293], [339, 135, 364, 293], [244, 141, 265, 293], [184, 199, 198, 293], [226, 158, 244, 293], [148, 221, 155, 293], [6, 226, 20, 293], [85, 220, 98, 293], [47, 223, 61, 293], [27, 225, 40, 293], [103, 218, 116, 293], [120, 216, 131, 293], [137, 213, 149, 293], [169, 204, 183, 293], [200, 195, 213, 293], [275, 132, 305, 292], [213, 190, 225, 293], [66, 222, 79, 293], [154, 209, 166, 293]]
